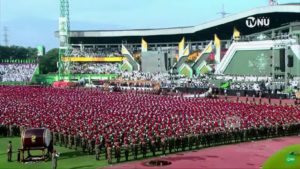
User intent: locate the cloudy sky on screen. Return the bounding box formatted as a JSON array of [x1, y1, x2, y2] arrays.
[[0, 0, 299, 50]]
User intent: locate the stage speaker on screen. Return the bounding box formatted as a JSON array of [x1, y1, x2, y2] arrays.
[[288, 55, 294, 67], [164, 53, 168, 70], [279, 49, 285, 72], [158, 57, 161, 70]]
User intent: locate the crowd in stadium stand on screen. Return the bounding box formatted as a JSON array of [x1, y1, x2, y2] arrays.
[[117, 71, 300, 92], [0, 63, 37, 82], [121, 71, 170, 81], [119, 71, 212, 88], [68, 48, 121, 57], [213, 75, 271, 82], [118, 72, 269, 90], [209, 75, 300, 91], [289, 79, 300, 89], [228, 82, 261, 91], [70, 63, 121, 74], [0, 86, 300, 163]]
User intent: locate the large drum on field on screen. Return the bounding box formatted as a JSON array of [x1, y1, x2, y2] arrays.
[[21, 128, 52, 149]]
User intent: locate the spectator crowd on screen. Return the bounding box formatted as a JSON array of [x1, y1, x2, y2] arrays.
[[68, 48, 121, 58], [70, 63, 121, 74], [0, 63, 37, 82]]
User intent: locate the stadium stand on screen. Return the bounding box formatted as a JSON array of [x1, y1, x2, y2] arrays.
[[70, 63, 121, 74], [68, 48, 122, 57], [0, 63, 38, 82]]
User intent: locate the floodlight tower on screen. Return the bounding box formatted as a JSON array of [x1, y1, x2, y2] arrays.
[[3, 26, 8, 46], [217, 4, 229, 18], [58, 0, 70, 80], [0, 0, 2, 46], [269, 0, 278, 6]]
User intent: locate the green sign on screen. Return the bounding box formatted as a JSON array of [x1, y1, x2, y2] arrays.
[[286, 154, 296, 164]]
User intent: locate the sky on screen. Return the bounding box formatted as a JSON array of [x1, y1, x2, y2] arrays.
[[0, 0, 299, 50]]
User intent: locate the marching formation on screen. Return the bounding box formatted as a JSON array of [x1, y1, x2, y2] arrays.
[[0, 86, 300, 163]]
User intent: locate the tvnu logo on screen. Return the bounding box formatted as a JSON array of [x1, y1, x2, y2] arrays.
[[246, 17, 270, 28]]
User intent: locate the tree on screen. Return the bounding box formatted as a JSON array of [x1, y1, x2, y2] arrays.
[[0, 45, 37, 60], [39, 48, 59, 74]]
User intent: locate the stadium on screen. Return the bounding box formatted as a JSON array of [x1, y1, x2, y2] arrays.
[[1, 0, 300, 169]]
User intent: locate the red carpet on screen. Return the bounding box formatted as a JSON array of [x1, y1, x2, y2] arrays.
[[102, 136, 300, 169]]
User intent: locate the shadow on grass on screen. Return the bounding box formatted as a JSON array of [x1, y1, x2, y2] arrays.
[[59, 151, 90, 160], [69, 165, 94, 169]]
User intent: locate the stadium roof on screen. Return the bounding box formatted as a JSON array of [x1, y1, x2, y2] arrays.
[[68, 4, 300, 44]]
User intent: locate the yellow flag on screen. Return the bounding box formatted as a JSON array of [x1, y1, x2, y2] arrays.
[[141, 38, 148, 52], [233, 27, 240, 39], [178, 37, 185, 57], [214, 34, 221, 49], [214, 34, 221, 63]]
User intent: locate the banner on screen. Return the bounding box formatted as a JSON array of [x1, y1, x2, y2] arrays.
[[233, 27, 240, 40], [62, 57, 124, 62], [141, 38, 148, 52], [53, 81, 78, 88], [178, 37, 185, 57]]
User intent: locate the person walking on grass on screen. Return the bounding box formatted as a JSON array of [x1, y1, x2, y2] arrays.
[[52, 149, 59, 169], [7, 140, 12, 162]]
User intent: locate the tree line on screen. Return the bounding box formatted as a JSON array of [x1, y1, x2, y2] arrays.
[[0, 45, 37, 59]]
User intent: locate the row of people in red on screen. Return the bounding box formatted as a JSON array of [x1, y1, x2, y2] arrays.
[[0, 86, 299, 149]]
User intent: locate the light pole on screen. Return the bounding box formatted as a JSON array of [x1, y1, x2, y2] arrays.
[[0, 0, 2, 46], [59, 0, 71, 81]]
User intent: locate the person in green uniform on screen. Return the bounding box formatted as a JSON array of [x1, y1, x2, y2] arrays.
[[52, 150, 59, 169], [124, 142, 129, 161], [7, 141, 12, 162]]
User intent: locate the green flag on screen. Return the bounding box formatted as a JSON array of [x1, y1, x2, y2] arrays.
[[221, 82, 230, 89], [286, 154, 296, 164]]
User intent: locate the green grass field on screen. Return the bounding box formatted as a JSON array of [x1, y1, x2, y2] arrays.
[[0, 137, 109, 169], [263, 144, 300, 169]]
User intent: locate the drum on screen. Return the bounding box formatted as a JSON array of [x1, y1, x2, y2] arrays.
[[21, 128, 51, 149]]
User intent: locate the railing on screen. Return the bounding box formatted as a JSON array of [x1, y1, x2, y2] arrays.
[[0, 59, 37, 64]]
